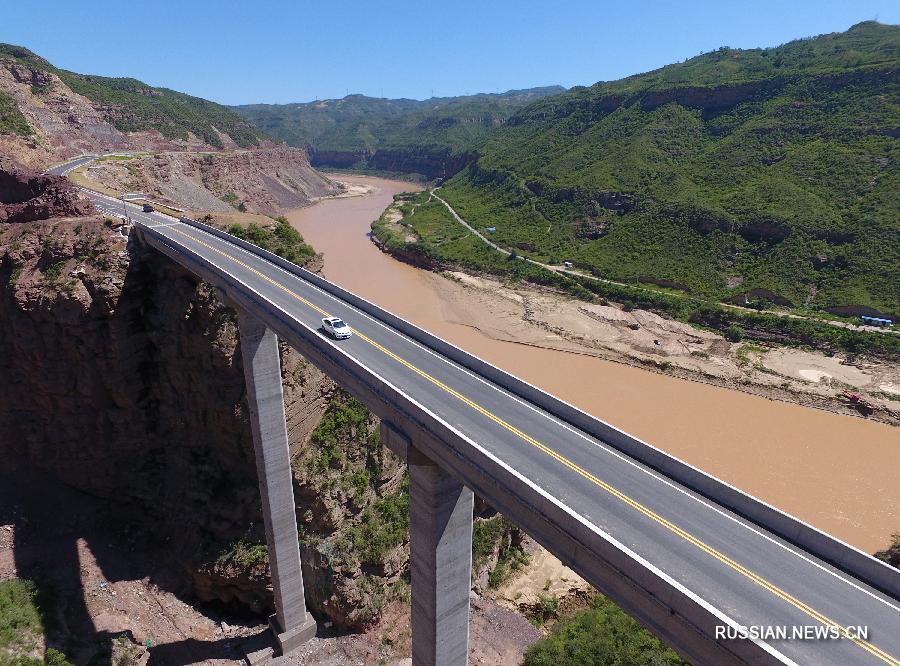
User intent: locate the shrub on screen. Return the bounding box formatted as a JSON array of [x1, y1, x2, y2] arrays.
[[523, 594, 685, 665], [875, 533, 900, 568], [0, 90, 32, 136], [726, 324, 745, 342], [217, 540, 268, 568], [345, 481, 410, 565], [0, 580, 52, 660], [41, 261, 65, 282], [8, 265, 23, 288], [227, 220, 316, 265], [472, 517, 503, 571], [45, 649, 73, 666], [528, 593, 560, 627]]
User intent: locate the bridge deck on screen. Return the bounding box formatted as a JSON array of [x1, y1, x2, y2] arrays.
[[135, 213, 900, 666], [56, 159, 899, 666]]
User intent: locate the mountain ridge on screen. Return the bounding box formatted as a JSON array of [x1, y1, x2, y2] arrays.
[[0, 43, 266, 168], [433, 21, 899, 315], [233, 86, 565, 178]]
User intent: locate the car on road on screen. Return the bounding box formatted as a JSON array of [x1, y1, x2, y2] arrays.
[[142, 203, 155, 212], [322, 316, 352, 339]]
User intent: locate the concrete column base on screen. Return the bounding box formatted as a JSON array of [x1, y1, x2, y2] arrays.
[[238, 312, 314, 654], [243, 645, 273, 666], [409, 445, 474, 666], [270, 612, 318, 653]]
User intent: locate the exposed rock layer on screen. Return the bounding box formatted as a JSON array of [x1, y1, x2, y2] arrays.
[[81, 147, 338, 216], [0, 215, 404, 628], [0, 162, 94, 223], [0, 55, 337, 218], [0, 59, 200, 169]]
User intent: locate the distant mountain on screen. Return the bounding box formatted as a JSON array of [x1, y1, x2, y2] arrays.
[[0, 44, 265, 167], [437, 22, 899, 314], [233, 87, 565, 178]]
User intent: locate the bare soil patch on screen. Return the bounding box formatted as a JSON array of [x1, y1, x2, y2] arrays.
[[437, 271, 900, 425], [2, 467, 539, 665]]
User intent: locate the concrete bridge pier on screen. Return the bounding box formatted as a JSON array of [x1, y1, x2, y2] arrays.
[[383, 422, 474, 666], [238, 312, 317, 654]]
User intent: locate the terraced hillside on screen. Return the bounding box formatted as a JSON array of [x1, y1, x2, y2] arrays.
[[437, 22, 899, 316]]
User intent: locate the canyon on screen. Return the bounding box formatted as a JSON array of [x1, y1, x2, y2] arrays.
[[1, 22, 898, 665], [0, 163, 538, 664], [290, 173, 900, 555]]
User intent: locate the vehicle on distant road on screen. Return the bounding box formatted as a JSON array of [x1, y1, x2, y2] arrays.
[[860, 315, 893, 327], [322, 316, 352, 339], [142, 203, 155, 212]]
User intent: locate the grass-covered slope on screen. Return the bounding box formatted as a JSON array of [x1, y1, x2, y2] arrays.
[[0, 89, 31, 136], [0, 44, 263, 148], [373, 192, 900, 358], [439, 22, 899, 315], [233, 87, 564, 172]]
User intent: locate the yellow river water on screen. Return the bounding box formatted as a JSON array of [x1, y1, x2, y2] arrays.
[[289, 174, 899, 553]]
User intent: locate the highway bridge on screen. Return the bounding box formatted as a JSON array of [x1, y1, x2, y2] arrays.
[[51, 157, 900, 665]]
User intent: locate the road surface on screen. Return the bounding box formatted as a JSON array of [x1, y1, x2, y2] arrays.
[[54, 157, 900, 665]]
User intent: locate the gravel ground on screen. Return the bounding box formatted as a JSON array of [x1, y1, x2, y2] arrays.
[[2, 468, 543, 665]]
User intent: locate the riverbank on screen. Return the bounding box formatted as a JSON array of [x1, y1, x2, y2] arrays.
[[426, 270, 900, 425], [371, 190, 900, 424], [290, 173, 899, 555]]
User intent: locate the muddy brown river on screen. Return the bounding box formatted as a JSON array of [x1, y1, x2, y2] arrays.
[[289, 174, 899, 553]]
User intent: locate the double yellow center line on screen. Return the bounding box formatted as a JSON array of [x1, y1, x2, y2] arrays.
[[167, 225, 898, 665]]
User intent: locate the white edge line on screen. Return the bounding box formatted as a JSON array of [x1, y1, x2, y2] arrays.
[[340, 296, 900, 612], [141, 223, 796, 664], [171, 218, 900, 613]]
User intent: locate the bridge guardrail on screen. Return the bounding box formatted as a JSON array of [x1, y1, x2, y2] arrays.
[[172, 215, 900, 599], [138, 219, 784, 664]]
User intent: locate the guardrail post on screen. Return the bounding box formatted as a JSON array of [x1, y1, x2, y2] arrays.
[[237, 312, 317, 653], [408, 444, 474, 666]]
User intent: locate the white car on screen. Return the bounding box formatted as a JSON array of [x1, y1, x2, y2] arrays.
[[322, 316, 352, 339]]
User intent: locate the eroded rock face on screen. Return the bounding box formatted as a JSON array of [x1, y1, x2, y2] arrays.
[[1, 219, 267, 567], [0, 58, 233, 168], [0, 163, 94, 223], [0, 216, 406, 629], [367, 148, 476, 180], [79, 147, 338, 216], [311, 147, 477, 180]]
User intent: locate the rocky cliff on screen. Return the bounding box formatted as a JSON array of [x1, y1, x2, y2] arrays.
[[310, 147, 477, 180], [0, 194, 406, 629], [0, 160, 94, 222], [0, 58, 202, 169], [233, 87, 566, 180], [78, 146, 338, 216], [0, 45, 262, 169], [0, 46, 339, 220]]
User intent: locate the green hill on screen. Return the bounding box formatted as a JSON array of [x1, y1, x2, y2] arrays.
[[437, 22, 899, 316], [233, 87, 564, 177], [0, 44, 264, 149]]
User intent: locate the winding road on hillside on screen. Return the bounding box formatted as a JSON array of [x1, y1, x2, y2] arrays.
[[428, 189, 898, 336], [51, 156, 900, 665]]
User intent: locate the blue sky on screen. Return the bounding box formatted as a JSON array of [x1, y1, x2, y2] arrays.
[[3, 0, 898, 105]]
